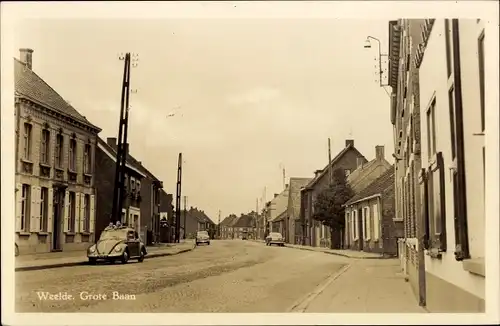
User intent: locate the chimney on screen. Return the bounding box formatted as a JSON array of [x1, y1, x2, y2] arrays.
[[356, 157, 364, 169], [19, 48, 34, 70], [274, 193, 279, 198], [107, 137, 117, 149], [375, 145, 385, 160], [345, 139, 354, 147], [314, 169, 322, 178]]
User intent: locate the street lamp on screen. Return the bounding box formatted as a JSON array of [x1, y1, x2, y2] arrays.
[[364, 36, 389, 87]]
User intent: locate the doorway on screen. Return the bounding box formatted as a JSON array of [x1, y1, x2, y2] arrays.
[[52, 187, 64, 251]]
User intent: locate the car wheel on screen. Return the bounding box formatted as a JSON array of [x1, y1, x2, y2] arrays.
[[138, 249, 145, 262], [207, 242, 210, 245], [88, 258, 97, 265], [121, 250, 129, 264], [196, 242, 199, 246]]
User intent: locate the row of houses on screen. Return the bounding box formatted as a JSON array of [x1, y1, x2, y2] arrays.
[[261, 140, 400, 256], [179, 207, 217, 239], [219, 212, 258, 239], [388, 19, 486, 312], [14, 48, 175, 254]]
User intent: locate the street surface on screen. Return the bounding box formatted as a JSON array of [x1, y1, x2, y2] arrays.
[[16, 240, 348, 312]]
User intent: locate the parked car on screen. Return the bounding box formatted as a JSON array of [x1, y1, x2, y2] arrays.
[[87, 225, 147, 264], [242, 231, 248, 240], [266, 232, 285, 246], [196, 230, 210, 245]]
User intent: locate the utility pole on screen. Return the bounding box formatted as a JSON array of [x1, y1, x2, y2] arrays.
[[175, 153, 182, 242], [328, 138, 333, 185], [183, 195, 187, 240], [218, 209, 221, 239], [282, 168, 286, 190], [111, 52, 138, 225]]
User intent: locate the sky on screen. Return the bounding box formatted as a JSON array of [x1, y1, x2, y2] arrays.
[[12, 17, 394, 222]]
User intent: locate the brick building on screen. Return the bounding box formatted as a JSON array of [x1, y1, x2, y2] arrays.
[[300, 139, 366, 248], [94, 137, 145, 241], [14, 48, 101, 254], [344, 167, 401, 256]]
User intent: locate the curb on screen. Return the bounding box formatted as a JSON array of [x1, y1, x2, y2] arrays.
[[283, 243, 387, 260], [15, 244, 196, 272]]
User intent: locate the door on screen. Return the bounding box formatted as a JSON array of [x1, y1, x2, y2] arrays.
[[52, 188, 63, 251]]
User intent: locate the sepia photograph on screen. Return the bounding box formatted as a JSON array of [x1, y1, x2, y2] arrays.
[[1, 1, 498, 325]]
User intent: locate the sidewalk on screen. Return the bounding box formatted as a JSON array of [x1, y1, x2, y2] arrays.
[[15, 240, 195, 272], [291, 258, 426, 313], [250, 240, 385, 259]]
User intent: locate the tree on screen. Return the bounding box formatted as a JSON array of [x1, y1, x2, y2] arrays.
[[312, 168, 354, 249]]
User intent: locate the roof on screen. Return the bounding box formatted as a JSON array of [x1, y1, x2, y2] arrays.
[[347, 157, 392, 193], [220, 214, 238, 226], [273, 210, 287, 222], [14, 58, 101, 132], [287, 177, 313, 220], [304, 144, 366, 189], [184, 208, 215, 225], [345, 166, 395, 206], [233, 214, 256, 228], [97, 137, 146, 178]]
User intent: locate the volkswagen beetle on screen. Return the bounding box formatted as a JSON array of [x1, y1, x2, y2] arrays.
[[87, 225, 147, 264]]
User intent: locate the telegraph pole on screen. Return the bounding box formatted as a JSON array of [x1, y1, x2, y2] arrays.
[[328, 138, 332, 185], [218, 209, 221, 239], [110, 53, 138, 224], [183, 195, 187, 239], [175, 153, 182, 242]]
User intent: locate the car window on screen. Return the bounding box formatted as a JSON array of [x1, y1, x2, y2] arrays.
[[99, 229, 127, 240], [197, 231, 208, 236], [134, 231, 139, 239], [127, 231, 135, 239]]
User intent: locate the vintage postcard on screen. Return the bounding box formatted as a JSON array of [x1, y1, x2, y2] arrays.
[[1, 1, 498, 325]]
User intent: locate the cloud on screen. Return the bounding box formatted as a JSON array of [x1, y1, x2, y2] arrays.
[[226, 87, 281, 106]]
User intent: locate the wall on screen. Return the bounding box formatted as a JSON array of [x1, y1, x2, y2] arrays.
[[15, 101, 97, 254], [419, 19, 485, 312]]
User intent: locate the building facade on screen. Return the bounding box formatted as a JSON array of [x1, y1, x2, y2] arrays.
[[15, 49, 101, 254], [344, 168, 401, 256], [300, 139, 366, 248], [417, 18, 486, 312], [94, 137, 146, 241], [388, 18, 427, 307]]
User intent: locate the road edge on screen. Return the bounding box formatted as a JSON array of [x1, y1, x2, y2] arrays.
[[15, 243, 196, 272]]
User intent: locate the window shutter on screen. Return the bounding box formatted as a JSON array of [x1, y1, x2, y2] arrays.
[[64, 191, 70, 232], [15, 183, 22, 232], [47, 188, 54, 233], [90, 194, 95, 233], [361, 209, 366, 240], [435, 152, 447, 251], [418, 168, 430, 249], [373, 203, 380, 240], [366, 206, 371, 240], [79, 195, 85, 232], [75, 193, 81, 233]]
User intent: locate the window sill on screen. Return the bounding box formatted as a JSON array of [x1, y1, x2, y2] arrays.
[[462, 258, 485, 277], [55, 166, 64, 171], [67, 169, 77, 174], [65, 232, 76, 236], [39, 163, 51, 168], [38, 232, 49, 235], [393, 218, 404, 222], [81, 232, 91, 235], [83, 173, 92, 178], [21, 158, 33, 164], [17, 231, 31, 236]]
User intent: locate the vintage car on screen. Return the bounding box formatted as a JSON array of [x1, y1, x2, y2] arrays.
[[87, 225, 147, 264], [265, 232, 285, 246], [241, 231, 248, 240], [195, 230, 210, 246]]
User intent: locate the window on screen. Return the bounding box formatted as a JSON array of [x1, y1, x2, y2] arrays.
[[68, 192, 76, 232], [478, 32, 485, 132], [426, 152, 447, 253], [55, 134, 64, 168], [21, 184, 31, 231], [426, 99, 437, 158], [83, 194, 91, 232], [445, 19, 453, 78], [40, 187, 48, 232], [449, 86, 457, 159], [131, 179, 136, 191], [344, 169, 351, 177], [136, 181, 141, 194], [40, 129, 50, 164], [69, 139, 76, 171], [364, 207, 371, 240], [352, 210, 358, 239], [83, 144, 91, 174], [23, 123, 32, 160]]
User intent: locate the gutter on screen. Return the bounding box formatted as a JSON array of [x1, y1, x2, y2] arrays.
[[344, 193, 382, 207]]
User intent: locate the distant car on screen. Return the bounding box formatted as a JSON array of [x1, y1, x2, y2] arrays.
[[242, 231, 248, 240], [266, 232, 285, 246], [196, 230, 210, 245], [87, 225, 147, 264]]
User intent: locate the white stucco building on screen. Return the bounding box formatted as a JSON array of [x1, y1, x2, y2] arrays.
[[418, 19, 486, 312]]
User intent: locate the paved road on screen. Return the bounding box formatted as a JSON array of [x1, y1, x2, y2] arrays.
[[16, 240, 348, 312]]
